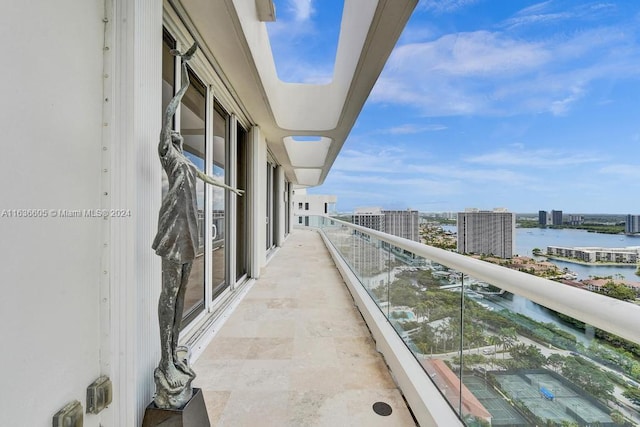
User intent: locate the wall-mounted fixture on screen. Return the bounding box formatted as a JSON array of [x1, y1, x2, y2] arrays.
[[86, 375, 112, 414], [53, 400, 83, 427]]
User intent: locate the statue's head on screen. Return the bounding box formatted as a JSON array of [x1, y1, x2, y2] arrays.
[[171, 131, 184, 152]]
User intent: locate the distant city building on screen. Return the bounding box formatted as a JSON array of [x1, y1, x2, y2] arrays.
[[538, 209, 563, 226], [457, 208, 515, 258], [383, 209, 420, 242], [568, 215, 584, 226], [551, 210, 563, 225], [538, 210, 548, 226], [292, 189, 337, 226], [626, 214, 640, 234], [547, 246, 640, 264], [352, 207, 385, 232], [352, 207, 420, 242], [424, 211, 457, 220]]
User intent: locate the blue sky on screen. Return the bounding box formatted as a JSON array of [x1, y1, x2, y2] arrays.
[[267, 0, 640, 214]]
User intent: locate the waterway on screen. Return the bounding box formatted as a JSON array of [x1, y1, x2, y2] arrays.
[[443, 226, 639, 281], [517, 228, 639, 280]]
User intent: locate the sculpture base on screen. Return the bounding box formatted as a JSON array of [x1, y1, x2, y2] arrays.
[[142, 388, 210, 427]]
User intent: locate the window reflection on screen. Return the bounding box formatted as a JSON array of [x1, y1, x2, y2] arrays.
[[179, 67, 207, 323], [211, 105, 227, 299]]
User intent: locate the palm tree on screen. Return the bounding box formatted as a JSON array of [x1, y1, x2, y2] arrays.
[[414, 302, 427, 322], [499, 327, 517, 360], [487, 335, 501, 369]]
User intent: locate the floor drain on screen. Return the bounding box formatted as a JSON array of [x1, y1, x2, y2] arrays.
[[372, 401, 393, 416]]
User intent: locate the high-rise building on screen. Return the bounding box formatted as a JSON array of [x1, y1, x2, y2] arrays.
[[626, 214, 640, 234], [539, 209, 563, 226], [352, 207, 385, 232], [352, 208, 420, 242], [383, 209, 420, 242], [538, 210, 548, 225], [457, 208, 515, 258]]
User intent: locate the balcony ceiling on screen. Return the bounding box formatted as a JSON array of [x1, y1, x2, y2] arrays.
[[170, 0, 417, 187]]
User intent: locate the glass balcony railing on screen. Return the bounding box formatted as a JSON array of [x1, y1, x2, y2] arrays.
[[298, 215, 640, 427]]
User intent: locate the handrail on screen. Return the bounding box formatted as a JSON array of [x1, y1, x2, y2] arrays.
[[313, 215, 640, 345]]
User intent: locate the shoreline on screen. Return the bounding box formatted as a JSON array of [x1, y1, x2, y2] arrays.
[[542, 254, 638, 268]]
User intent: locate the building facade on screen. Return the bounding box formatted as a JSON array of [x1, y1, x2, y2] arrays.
[[383, 209, 420, 242], [352, 207, 386, 233], [292, 188, 337, 226], [0, 1, 415, 425], [352, 208, 420, 242], [547, 246, 640, 264], [538, 209, 563, 226], [567, 215, 584, 226], [626, 214, 640, 234], [457, 208, 516, 258], [551, 210, 564, 225], [538, 210, 548, 226]]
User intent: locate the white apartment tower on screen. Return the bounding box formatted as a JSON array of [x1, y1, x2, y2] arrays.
[[352, 208, 419, 242], [352, 207, 385, 232], [457, 208, 516, 258], [383, 209, 420, 242], [626, 214, 640, 234]]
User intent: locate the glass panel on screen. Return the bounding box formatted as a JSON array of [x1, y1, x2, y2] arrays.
[[211, 105, 227, 299], [266, 164, 274, 249], [179, 67, 206, 323], [315, 215, 640, 426], [457, 280, 623, 426], [161, 30, 175, 118], [235, 124, 247, 281]]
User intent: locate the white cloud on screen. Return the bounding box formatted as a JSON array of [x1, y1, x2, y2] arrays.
[[549, 85, 585, 116], [330, 147, 537, 188], [419, 0, 481, 14], [387, 124, 447, 134], [287, 0, 314, 22], [389, 32, 548, 76], [598, 164, 640, 179], [464, 148, 602, 168], [503, 1, 618, 29], [327, 170, 461, 194], [372, 21, 640, 117], [332, 148, 409, 173]]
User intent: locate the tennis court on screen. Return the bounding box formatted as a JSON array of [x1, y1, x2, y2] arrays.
[[493, 371, 613, 425], [563, 396, 613, 424], [464, 376, 527, 425], [525, 373, 576, 398], [495, 374, 574, 423]]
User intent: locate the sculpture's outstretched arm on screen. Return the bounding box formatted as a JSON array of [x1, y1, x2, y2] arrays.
[[159, 43, 198, 157], [196, 170, 245, 196]]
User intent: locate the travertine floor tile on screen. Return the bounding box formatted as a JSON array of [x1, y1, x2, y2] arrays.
[[192, 229, 416, 426]]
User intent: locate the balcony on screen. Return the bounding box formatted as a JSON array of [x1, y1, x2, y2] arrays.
[[193, 217, 640, 426], [192, 228, 418, 425]]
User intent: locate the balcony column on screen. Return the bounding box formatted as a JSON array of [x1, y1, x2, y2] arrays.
[[248, 125, 266, 277], [275, 165, 285, 247], [104, 0, 162, 424]]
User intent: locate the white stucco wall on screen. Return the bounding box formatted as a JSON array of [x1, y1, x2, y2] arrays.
[[249, 126, 268, 276], [0, 1, 105, 425]]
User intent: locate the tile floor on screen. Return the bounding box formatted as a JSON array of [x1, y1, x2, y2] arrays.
[[193, 228, 416, 426]]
